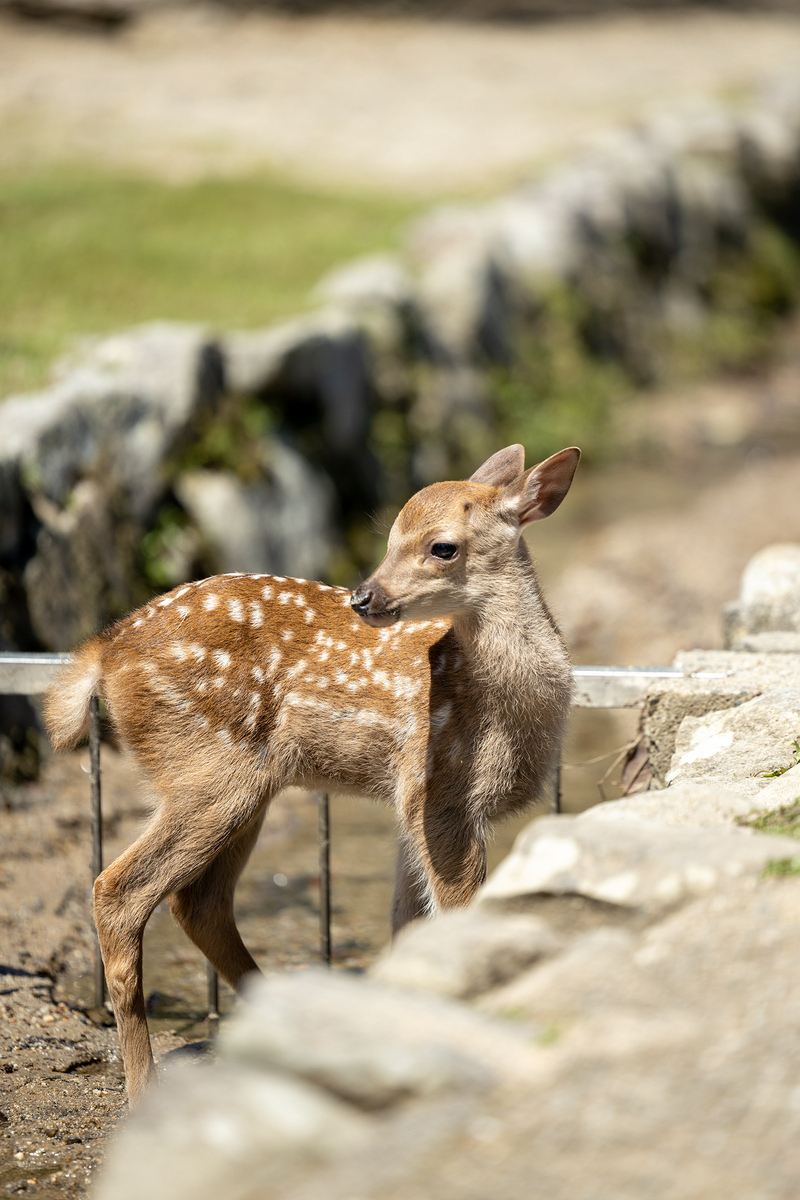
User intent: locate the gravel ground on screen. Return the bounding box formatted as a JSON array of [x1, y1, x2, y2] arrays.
[[2, 8, 800, 189]]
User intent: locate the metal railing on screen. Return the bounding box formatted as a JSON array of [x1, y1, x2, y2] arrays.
[[0, 652, 696, 1022]]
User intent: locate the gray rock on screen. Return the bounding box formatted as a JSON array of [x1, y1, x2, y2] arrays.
[[220, 968, 533, 1110], [314, 255, 415, 311], [478, 813, 799, 914], [223, 310, 372, 456], [579, 782, 756, 829], [370, 910, 560, 1000], [666, 687, 800, 791], [747, 762, 800, 813], [723, 544, 800, 647], [21, 322, 223, 521], [478, 926, 640, 1022], [732, 631, 800, 653], [175, 440, 334, 580], [96, 1061, 368, 1200], [640, 649, 800, 786], [23, 479, 145, 649]]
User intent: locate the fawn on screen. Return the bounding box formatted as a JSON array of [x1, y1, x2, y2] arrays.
[[44, 443, 579, 1102]]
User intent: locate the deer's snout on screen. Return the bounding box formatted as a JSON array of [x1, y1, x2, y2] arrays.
[[350, 581, 399, 626], [350, 586, 372, 617]]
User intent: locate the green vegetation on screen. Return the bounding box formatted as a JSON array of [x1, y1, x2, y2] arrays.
[[490, 285, 633, 466], [762, 856, 800, 879], [759, 740, 800, 779], [0, 163, 421, 399], [490, 220, 800, 466], [739, 799, 800, 840], [740, 800, 800, 880]]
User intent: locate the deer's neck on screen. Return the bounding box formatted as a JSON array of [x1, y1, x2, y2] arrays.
[[451, 541, 567, 701]]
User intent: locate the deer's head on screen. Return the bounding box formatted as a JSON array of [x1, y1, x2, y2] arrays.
[[351, 444, 580, 627]]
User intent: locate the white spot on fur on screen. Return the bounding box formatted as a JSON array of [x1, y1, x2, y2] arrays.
[[304, 608, 315, 624], [214, 650, 232, 670], [252, 666, 265, 683], [217, 728, 233, 747], [278, 591, 292, 605], [196, 680, 208, 696], [249, 601, 264, 627], [133, 618, 143, 628], [169, 642, 189, 662], [174, 587, 191, 600], [204, 594, 220, 612], [287, 659, 308, 680], [227, 598, 245, 623], [158, 596, 174, 608], [262, 586, 274, 601], [267, 648, 282, 673], [281, 630, 293, 642], [213, 676, 226, 690], [293, 594, 307, 608], [190, 644, 207, 662], [145, 606, 155, 618]]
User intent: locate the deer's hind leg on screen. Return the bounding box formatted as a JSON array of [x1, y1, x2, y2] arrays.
[[93, 787, 273, 1106], [168, 812, 265, 993]]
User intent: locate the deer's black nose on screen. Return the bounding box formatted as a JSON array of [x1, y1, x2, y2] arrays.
[[350, 587, 372, 616]]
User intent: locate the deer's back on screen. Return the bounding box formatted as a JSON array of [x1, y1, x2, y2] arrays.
[[98, 573, 451, 798]]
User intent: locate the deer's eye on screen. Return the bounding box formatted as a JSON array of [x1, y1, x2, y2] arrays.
[[431, 543, 458, 560]]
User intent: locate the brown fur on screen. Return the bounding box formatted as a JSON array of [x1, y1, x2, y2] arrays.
[[43, 443, 579, 1103]]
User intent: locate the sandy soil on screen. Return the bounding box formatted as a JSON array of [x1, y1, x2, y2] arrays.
[[3, 8, 800, 190]]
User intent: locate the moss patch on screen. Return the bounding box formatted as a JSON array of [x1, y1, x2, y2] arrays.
[[738, 800, 800, 840]]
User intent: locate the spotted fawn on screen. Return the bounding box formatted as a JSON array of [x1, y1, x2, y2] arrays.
[[44, 443, 579, 1102]]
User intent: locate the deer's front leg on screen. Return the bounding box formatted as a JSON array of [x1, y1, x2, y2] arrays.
[[393, 795, 486, 934]]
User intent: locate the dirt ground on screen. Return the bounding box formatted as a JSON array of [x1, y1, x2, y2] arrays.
[[1, 742, 559, 1199], [3, 8, 800, 190]]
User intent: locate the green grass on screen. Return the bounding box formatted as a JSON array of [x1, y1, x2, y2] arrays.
[[0, 164, 422, 399], [738, 801, 800, 879]]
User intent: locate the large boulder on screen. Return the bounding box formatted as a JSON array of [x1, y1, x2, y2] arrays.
[[223, 311, 380, 515], [370, 909, 560, 1000], [1, 323, 225, 649], [175, 440, 334, 581], [724, 543, 800, 649], [478, 812, 799, 915], [665, 687, 800, 794]]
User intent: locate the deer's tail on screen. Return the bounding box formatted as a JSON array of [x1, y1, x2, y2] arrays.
[[43, 638, 104, 752]]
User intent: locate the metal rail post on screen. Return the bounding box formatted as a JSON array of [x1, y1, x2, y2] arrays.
[[553, 753, 562, 814], [318, 792, 331, 966], [88, 695, 105, 1010], [206, 962, 219, 1037]]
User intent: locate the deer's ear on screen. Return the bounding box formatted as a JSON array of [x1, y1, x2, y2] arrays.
[[501, 447, 580, 527], [469, 444, 525, 488]]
